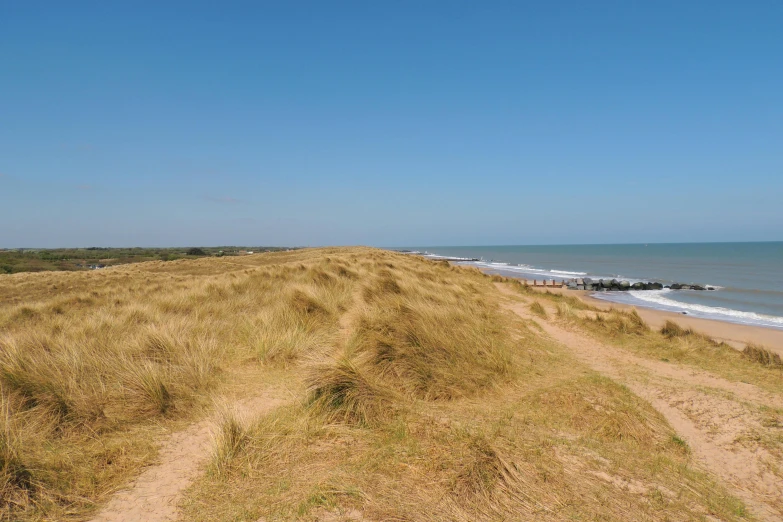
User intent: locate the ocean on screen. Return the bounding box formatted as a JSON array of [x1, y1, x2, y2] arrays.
[[404, 243, 783, 330]]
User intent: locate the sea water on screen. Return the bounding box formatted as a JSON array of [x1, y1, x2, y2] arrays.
[[404, 243, 783, 330]]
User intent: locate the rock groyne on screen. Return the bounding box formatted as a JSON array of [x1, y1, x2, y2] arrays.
[[564, 277, 715, 292]]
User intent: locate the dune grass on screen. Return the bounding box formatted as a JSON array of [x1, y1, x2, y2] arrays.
[[743, 343, 783, 368], [0, 248, 358, 519], [529, 301, 547, 318], [180, 254, 748, 521], [522, 287, 783, 395], [0, 249, 752, 520]]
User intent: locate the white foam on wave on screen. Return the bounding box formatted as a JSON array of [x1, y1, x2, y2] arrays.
[[422, 253, 475, 261], [473, 262, 543, 273], [606, 289, 783, 328], [418, 252, 774, 327], [471, 262, 601, 279]]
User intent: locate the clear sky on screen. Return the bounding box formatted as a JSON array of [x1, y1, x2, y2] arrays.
[[2, 1, 781, 247]]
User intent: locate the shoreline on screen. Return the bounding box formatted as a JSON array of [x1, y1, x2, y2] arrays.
[[412, 245, 783, 334], [454, 257, 783, 353], [529, 285, 783, 354]]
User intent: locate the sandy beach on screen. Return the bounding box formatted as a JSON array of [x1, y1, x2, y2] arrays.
[[526, 285, 783, 354]]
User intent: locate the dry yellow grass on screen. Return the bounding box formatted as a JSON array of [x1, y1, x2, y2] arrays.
[[549, 300, 783, 395], [0, 248, 357, 519], [1, 249, 752, 520], [181, 253, 747, 521], [743, 344, 783, 368], [507, 282, 783, 518], [529, 300, 547, 318]]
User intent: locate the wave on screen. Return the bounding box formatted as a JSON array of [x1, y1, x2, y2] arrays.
[[471, 262, 601, 279], [421, 253, 475, 261], [602, 289, 783, 328], [408, 249, 780, 329]]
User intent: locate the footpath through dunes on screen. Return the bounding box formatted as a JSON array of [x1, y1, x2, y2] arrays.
[[179, 257, 751, 521], [90, 256, 370, 522], [0, 248, 762, 521], [0, 247, 372, 521], [497, 282, 783, 520], [88, 366, 291, 522]]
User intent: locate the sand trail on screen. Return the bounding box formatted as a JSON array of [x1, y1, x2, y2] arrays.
[[498, 285, 783, 521], [90, 289, 365, 522], [89, 374, 288, 522]]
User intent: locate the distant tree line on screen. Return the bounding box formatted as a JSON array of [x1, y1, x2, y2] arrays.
[[0, 246, 296, 274]]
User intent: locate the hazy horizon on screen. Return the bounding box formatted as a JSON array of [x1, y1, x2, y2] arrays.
[[4, 240, 782, 251]]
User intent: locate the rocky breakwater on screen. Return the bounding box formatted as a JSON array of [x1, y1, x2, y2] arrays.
[[566, 278, 715, 292]]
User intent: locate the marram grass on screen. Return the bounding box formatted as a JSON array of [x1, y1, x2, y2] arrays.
[[0, 248, 755, 521]]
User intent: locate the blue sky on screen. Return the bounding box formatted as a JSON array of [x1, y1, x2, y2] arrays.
[[2, 1, 781, 247]]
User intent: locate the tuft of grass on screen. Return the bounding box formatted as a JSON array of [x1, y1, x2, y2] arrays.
[[626, 309, 650, 333], [1, 394, 32, 510], [670, 435, 689, 452], [587, 309, 649, 337], [742, 344, 783, 368], [211, 411, 250, 477], [452, 432, 516, 497], [522, 286, 596, 311], [306, 356, 397, 427], [660, 320, 694, 338], [529, 301, 547, 318], [555, 302, 576, 320], [506, 278, 534, 295], [126, 363, 172, 415]]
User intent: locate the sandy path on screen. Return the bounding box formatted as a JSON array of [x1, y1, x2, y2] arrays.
[[498, 285, 783, 521], [89, 289, 362, 522], [89, 383, 285, 522]]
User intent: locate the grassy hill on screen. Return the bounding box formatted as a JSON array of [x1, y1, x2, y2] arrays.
[[0, 246, 291, 274], [0, 248, 770, 520]]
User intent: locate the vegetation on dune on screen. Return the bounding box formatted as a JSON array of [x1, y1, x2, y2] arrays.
[[526, 288, 783, 393], [181, 254, 747, 522], [0, 248, 754, 520], [529, 300, 547, 318], [349, 284, 515, 400], [743, 343, 783, 368], [306, 356, 398, 427], [0, 248, 351, 519], [507, 281, 783, 518], [660, 319, 695, 338], [0, 246, 293, 274]]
